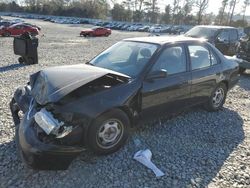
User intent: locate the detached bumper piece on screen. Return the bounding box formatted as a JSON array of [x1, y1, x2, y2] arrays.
[[10, 87, 86, 170]]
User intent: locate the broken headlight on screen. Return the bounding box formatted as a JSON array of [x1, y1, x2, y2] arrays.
[[34, 108, 72, 138]]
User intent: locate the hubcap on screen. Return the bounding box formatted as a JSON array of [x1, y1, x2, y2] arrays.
[[96, 119, 123, 149], [212, 88, 224, 108]]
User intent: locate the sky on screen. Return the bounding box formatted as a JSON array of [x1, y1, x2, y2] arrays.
[[157, 0, 250, 15], [15, 0, 250, 16]]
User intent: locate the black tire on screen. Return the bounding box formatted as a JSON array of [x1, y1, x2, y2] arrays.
[[18, 57, 24, 64], [87, 109, 130, 155], [204, 83, 227, 111], [239, 67, 246, 74], [105, 33, 109, 37]]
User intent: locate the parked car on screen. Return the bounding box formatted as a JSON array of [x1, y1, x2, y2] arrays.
[[0, 20, 12, 28], [80, 26, 111, 37], [0, 23, 39, 37], [10, 36, 239, 170], [185, 25, 239, 56], [23, 23, 41, 31], [235, 34, 250, 73]]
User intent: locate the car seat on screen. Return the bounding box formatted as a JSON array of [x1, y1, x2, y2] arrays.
[[137, 48, 152, 66], [192, 50, 210, 69]]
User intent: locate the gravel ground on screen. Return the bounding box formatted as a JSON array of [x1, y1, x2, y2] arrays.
[[0, 17, 250, 188]]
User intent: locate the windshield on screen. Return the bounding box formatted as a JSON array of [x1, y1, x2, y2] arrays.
[[185, 26, 219, 38], [89, 41, 159, 77]]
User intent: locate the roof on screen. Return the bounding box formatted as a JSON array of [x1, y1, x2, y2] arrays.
[[194, 25, 236, 29], [124, 36, 207, 45]]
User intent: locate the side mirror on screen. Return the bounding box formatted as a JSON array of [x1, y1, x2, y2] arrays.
[[146, 69, 167, 81]]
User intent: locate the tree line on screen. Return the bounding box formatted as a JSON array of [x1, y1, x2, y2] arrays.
[[0, 0, 249, 26]]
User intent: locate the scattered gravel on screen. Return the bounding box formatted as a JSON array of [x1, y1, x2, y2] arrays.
[[0, 17, 250, 188]]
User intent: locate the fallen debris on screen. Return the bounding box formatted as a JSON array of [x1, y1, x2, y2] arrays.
[[133, 149, 164, 177]]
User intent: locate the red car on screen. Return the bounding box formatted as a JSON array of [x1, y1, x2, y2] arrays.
[[0, 23, 39, 37], [80, 26, 111, 37]]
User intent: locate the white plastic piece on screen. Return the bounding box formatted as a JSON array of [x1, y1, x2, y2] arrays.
[[34, 108, 63, 135], [133, 149, 165, 177]]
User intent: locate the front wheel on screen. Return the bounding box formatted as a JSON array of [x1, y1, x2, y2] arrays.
[[204, 83, 227, 111], [87, 109, 130, 155]]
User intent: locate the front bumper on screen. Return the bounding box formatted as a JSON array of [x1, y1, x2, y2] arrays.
[[10, 87, 86, 170]]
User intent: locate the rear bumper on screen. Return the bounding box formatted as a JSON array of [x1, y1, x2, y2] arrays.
[[9, 87, 86, 170]]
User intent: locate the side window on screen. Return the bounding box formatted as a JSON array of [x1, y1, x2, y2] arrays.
[[217, 30, 229, 42], [188, 45, 210, 70], [152, 46, 186, 75], [229, 29, 238, 41]]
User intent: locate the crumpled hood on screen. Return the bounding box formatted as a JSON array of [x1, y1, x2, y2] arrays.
[[30, 64, 129, 105]]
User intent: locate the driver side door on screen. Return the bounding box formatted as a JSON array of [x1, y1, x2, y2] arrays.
[[215, 29, 230, 55], [141, 44, 192, 119]]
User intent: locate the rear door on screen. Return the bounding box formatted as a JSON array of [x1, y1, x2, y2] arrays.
[[188, 43, 222, 104], [141, 44, 192, 118]]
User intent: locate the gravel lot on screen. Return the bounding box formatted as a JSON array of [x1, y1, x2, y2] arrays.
[[0, 17, 250, 188]]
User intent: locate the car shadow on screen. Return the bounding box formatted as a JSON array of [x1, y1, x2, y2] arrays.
[[128, 107, 245, 187], [0, 63, 27, 73], [0, 107, 244, 187]]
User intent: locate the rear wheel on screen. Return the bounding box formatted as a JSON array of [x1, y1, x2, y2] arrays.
[[204, 83, 227, 111], [18, 57, 24, 64], [87, 109, 130, 155]]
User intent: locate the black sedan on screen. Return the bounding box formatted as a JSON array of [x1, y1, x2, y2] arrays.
[[10, 36, 239, 170]]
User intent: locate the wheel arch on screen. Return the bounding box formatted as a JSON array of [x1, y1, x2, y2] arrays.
[[220, 80, 228, 90]]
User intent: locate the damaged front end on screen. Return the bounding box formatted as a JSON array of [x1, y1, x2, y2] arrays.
[[10, 64, 131, 170], [10, 86, 86, 170]]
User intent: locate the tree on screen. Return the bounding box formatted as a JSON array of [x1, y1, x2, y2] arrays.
[[196, 0, 209, 24], [111, 3, 132, 21], [229, 0, 238, 25], [172, 0, 181, 24], [143, 0, 159, 23], [218, 0, 229, 24], [182, 0, 193, 24], [242, 0, 250, 22], [161, 4, 171, 24]]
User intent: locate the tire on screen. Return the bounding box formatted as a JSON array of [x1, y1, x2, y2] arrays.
[[18, 57, 24, 64], [87, 109, 130, 155], [239, 67, 246, 74], [204, 83, 227, 111], [105, 33, 109, 37]]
